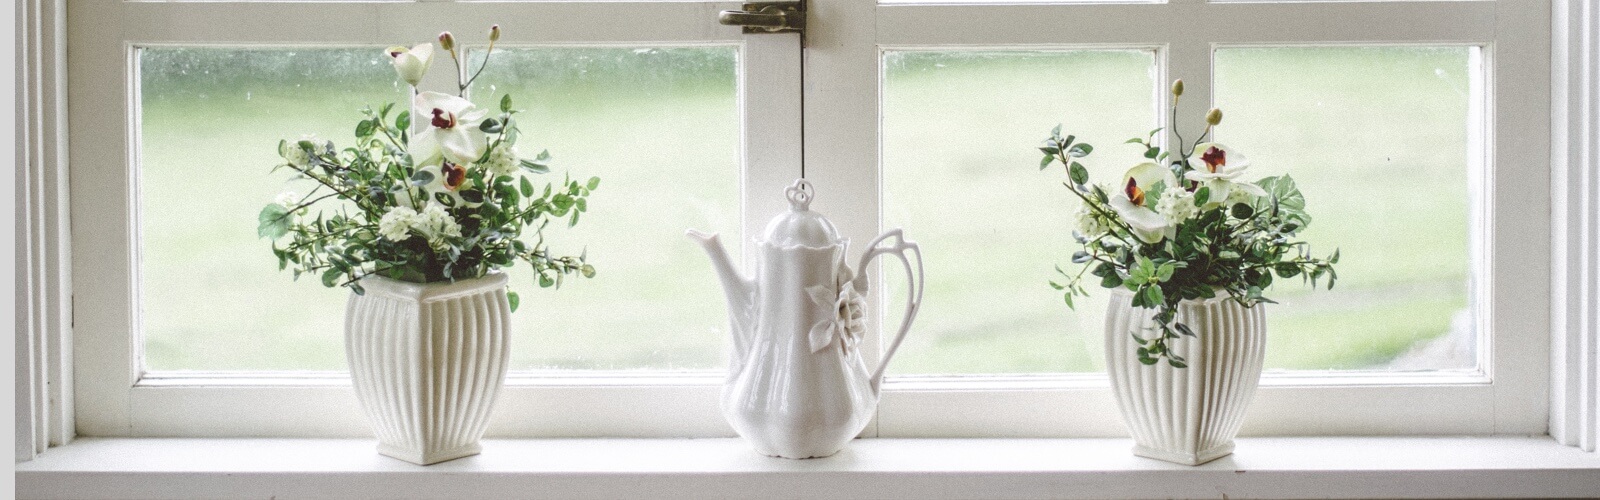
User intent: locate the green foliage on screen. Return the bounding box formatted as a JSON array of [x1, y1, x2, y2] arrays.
[[1035, 98, 1339, 368], [260, 46, 598, 302]]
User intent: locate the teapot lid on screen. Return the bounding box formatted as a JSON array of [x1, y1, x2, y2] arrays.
[[759, 179, 842, 249]]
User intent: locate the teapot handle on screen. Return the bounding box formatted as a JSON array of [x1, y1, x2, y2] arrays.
[[856, 229, 924, 394]]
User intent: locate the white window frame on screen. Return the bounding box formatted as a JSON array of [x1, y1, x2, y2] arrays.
[[67, 0, 802, 437], [56, 0, 1553, 440], [810, 0, 1549, 437]]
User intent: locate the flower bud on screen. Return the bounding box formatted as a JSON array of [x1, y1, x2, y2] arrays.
[[1171, 79, 1184, 97], [489, 25, 501, 43], [438, 31, 455, 51], [1206, 108, 1223, 126]]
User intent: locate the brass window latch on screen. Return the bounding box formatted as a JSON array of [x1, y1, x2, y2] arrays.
[[718, 0, 804, 36]]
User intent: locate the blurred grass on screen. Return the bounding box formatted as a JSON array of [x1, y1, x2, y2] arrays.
[[882, 47, 1474, 374], [141, 46, 1475, 374]]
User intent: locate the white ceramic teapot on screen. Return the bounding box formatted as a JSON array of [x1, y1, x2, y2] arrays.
[[687, 179, 924, 459]]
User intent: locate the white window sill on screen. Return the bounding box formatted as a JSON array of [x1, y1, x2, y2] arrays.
[[16, 436, 1600, 499]]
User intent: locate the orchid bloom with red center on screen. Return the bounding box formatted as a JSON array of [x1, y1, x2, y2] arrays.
[[1184, 143, 1266, 207], [440, 161, 467, 191], [1200, 146, 1227, 173], [1124, 177, 1146, 207], [1108, 162, 1178, 244], [410, 91, 488, 165]]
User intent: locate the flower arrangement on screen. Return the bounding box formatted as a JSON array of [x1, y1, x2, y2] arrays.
[[259, 26, 597, 310], [1041, 79, 1339, 367]]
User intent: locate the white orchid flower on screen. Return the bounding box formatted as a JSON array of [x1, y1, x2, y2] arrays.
[[410, 91, 489, 165], [1110, 162, 1177, 244], [1184, 143, 1266, 206], [395, 159, 480, 209], [386, 44, 434, 87]]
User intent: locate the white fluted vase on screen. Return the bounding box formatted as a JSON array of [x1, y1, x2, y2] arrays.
[[345, 272, 511, 465], [1104, 288, 1266, 466]]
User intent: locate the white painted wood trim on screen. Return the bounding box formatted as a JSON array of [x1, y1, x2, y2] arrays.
[[17, 437, 1600, 499], [16, 0, 72, 462], [1550, 0, 1600, 453]]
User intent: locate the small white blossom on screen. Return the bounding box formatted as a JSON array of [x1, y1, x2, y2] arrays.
[[414, 203, 462, 251], [1155, 187, 1197, 222], [1073, 202, 1106, 237], [484, 145, 520, 177], [378, 206, 418, 242], [279, 141, 311, 168], [275, 191, 299, 210]]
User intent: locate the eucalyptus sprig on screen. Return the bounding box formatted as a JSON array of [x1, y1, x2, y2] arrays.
[[1040, 79, 1339, 367], [258, 25, 598, 311]]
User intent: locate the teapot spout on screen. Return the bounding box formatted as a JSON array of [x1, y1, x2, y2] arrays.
[[686, 230, 757, 362]]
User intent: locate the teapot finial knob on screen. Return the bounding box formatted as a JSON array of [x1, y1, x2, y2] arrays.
[[785, 179, 814, 211]]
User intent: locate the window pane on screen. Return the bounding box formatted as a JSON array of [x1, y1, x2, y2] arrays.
[[1214, 46, 1480, 371], [881, 50, 1157, 374], [139, 46, 739, 372], [468, 47, 738, 370], [140, 48, 405, 370]]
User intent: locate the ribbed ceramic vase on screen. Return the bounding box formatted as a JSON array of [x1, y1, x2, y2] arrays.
[[1104, 289, 1266, 465], [345, 272, 511, 465]]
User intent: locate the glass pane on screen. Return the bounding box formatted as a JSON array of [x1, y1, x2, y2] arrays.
[[1214, 46, 1480, 371], [881, 50, 1157, 374], [140, 48, 405, 370], [468, 47, 738, 370], [139, 46, 739, 372]]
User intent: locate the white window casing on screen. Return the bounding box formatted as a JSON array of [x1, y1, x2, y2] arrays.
[[19, 0, 1585, 448], [1550, 0, 1600, 453]]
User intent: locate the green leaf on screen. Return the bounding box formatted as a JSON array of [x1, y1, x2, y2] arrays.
[[355, 119, 374, 138], [395, 110, 410, 131], [507, 291, 520, 312], [1067, 143, 1094, 158], [519, 177, 534, 197], [1193, 186, 1211, 206], [1144, 285, 1165, 306], [1124, 137, 1145, 144], [1275, 262, 1302, 278], [1168, 358, 1188, 368], [1144, 146, 1159, 159], [581, 265, 596, 278], [257, 204, 292, 240], [538, 274, 556, 288], [1174, 322, 1197, 337], [479, 118, 503, 134], [1039, 155, 1054, 170], [1100, 273, 1123, 288], [1231, 203, 1254, 219], [410, 169, 435, 187], [1156, 263, 1175, 282], [500, 94, 513, 113], [587, 177, 601, 191], [321, 268, 343, 288], [1050, 124, 1062, 137], [520, 159, 550, 174], [1068, 161, 1089, 186]]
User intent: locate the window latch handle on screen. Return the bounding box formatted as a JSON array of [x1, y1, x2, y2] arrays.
[[719, 1, 804, 35]]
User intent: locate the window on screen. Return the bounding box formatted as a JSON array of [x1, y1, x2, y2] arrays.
[[70, 0, 1549, 438]]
